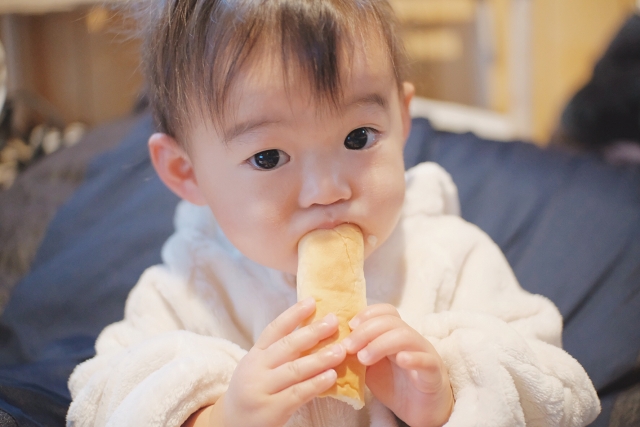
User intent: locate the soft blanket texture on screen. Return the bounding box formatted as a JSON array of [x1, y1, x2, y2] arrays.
[[66, 162, 599, 426]]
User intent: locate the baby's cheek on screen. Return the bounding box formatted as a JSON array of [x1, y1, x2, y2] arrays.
[[369, 169, 405, 212], [231, 201, 298, 270], [363, 167, 405, 240]]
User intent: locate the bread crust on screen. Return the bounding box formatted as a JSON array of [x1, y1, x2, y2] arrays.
[[297, 224, 367, 410]]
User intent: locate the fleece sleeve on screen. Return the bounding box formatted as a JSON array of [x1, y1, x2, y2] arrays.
[[412, 218, 600, 427], [66, 266, 247, 427]]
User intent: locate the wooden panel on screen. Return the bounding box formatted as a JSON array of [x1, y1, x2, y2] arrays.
[[0, 14, 40, 133], [531, 0, 636, 143], [30, 12, 89, 123], [484, 0, 511, 114], [402, 28, 464, 62], [402, 22, 480, 106], [0, 8, 143, 128], [393, 0, 480, 106]]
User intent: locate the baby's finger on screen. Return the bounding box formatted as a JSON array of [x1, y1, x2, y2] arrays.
[[356, 328, 431, 366], [267, 343, 346, 393], [255, 298, 316, 350], [348, 303, 399, 330], [396, 351, 445, 393], [265, 313, 339, 368], [276, 369, 337, 412], [342, 314, 405, 354]]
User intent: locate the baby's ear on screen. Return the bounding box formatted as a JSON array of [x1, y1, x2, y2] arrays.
[[148, 133, 207, 205], [401, 82, 415, 141]]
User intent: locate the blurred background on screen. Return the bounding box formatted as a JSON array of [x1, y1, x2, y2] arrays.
[[0, 0, 636, 138], [0, 0, 637, 187]]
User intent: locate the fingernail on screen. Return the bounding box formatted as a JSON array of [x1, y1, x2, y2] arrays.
[[398, 351, 412, 365], [342, 337, 353, 352], [358, 349, 370, 363], [322, 313, 337, 325], [301, 297, 315, 308], [323, 369, 337, 381], [348, 317, 360, 329], [328, 344, 343, 356]]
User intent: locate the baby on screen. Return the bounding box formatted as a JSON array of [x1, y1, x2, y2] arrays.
[[66, 0, 601, 426]]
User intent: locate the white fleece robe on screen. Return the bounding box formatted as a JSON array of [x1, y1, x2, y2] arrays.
[[66, 162, 600, 427]]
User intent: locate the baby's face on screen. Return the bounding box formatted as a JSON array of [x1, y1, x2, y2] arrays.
[[186, 44, 412, 275]]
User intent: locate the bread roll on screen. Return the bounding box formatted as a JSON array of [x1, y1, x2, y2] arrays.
[[297, 223, 367, 410]]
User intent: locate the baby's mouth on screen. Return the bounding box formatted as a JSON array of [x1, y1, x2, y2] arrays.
[[314, 220, 347, 230], [305, 221, 377, 248]]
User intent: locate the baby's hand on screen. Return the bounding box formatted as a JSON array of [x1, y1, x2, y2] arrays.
[[343, 304, 454, 427], [219, 298, 346, 427]]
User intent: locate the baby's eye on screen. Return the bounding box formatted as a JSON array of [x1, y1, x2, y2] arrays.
[[344, 127, 379, 150], [248, 149, 290, 170]]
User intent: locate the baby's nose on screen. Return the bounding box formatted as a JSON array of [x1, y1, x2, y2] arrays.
[[298, 164, 352, 208]]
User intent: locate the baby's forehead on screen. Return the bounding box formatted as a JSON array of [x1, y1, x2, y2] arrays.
[[220, 53, 394, 117], [208, 63, 399, 145], [225, 36, 397, 108]]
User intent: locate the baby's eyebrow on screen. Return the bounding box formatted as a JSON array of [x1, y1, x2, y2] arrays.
[[343, 93, 388, 111], [223, 118, 282, 145]]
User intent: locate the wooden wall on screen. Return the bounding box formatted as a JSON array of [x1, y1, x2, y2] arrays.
[[0, 7, 143, 131], [392, 0, 481, 107]]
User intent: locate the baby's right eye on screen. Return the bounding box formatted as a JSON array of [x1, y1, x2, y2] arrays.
[[248, 149, 290, 170]]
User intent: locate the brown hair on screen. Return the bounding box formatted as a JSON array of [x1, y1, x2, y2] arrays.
[[136, 0, 406, 144]]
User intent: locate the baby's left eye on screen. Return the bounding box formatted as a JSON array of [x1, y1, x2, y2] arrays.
[[344, 127, 379, 150]]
